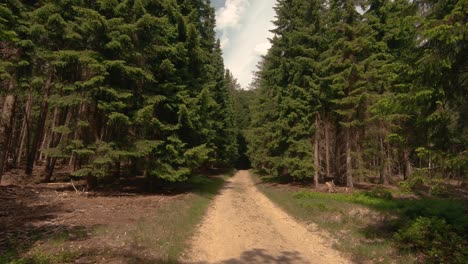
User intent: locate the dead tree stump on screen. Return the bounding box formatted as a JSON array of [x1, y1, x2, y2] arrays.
[[325, 181, 337, 193]]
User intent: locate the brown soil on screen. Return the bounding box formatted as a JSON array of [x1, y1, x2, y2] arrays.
[[182, 170, 349, 264], [0, 175, 185, 263]]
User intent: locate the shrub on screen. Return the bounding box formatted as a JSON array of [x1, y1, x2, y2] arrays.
[[395, 217, 466, 263], [363, 187, 393, 200], [400, 170, 448, 196]]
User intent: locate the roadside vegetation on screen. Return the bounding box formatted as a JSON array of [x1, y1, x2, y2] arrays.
[[128, 175, 226, 263], [0, 0, 242, 187], [246, 0, 466, 192], [253, 173, 467, 264], [243, 1, 467, 261], [1, 0, 466, 262], [0, 174, 227, 264]]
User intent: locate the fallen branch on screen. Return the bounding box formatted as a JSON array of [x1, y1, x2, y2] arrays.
[[70, 179, 79, 193]]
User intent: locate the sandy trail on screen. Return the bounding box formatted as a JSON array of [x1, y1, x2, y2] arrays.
[[183, 170, 349, 264]]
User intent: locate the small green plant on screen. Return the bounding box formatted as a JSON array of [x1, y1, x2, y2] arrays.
[[399, 180, 413, 192], [428, 178, 448, 196], [395, 217, 466, 263], [363, 187, 393, 200], [6, 251, 76, 264], [400, 170, 449, 197]]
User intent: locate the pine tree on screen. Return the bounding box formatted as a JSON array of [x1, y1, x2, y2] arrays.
[[0, 0, 240, 186], [248, 0, 466, 187]]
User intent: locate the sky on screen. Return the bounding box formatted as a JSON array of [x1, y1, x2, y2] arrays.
[[211, 0, 276, 89]]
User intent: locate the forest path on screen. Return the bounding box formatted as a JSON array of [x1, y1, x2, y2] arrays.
[[182, 170, 349, 264]]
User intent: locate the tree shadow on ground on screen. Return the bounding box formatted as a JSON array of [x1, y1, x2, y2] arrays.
[[76, 247, 181, 264], [222, 249, 308, 264], [190, 249, 309, 264], [0, 186, 59, 247], [90, 171, 229, 197], [0, 186, 94, 260]]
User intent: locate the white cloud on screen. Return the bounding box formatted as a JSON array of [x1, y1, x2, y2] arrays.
[[220, 32, 230, 49], [254, 42, 272, 56], [214, 0, 275, 88], [216, 0, 249, 30]]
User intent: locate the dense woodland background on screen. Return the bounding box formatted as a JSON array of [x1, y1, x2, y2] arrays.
[[240, 1, 467, 261], [0, 0, 466, 190], [245, 0, 467, 191], [0, 0, 242, 186]]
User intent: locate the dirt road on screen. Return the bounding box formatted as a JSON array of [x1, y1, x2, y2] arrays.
[[183, 170, 349, 264]]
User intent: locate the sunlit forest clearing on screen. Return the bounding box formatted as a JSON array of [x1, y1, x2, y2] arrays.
[[0, 0, 466, 263]]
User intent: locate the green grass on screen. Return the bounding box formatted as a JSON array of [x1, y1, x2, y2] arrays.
[[1, 242, 78, 264], [129, 174, 226, 263], [3, 251, 77, 264], [253, 173, 467, 264], [0, 227, 89, 264]]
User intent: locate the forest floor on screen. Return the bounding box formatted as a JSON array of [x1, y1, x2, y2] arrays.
[[182, 170, 349, 263], [0, 170, 225, 263], [253, 173, 468, 264], [2, 169, 464, 263]]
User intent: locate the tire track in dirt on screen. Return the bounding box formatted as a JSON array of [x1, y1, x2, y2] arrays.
[[183, 170, 349, 263]]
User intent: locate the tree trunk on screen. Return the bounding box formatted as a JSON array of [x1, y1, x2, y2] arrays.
[[314, 115, 320, 188], [143, 156, 149, 177], [41, 107, 58, 162], [26, 73, 52, 175], [114, 161, 121, 179], [38, 128, 48, 162], [0, 101, 16, 176], [356, 143, 362, 181], [379, 135, 389, 185], [325, 121, 331, 179], [428, 153, 432, 177], [403, 150, 412, 180], [15, 94, 32, 167], [44, 108, 70, 182], [86, 174, 97, 189], [345, 128, 353, 188], [334, 125, 344, 185], [68, 103, 83, 171], [44, 158, 57, 182], [0, 81, 16, 179], [130, 157, 138, 177], [0, 83, 14, 137], [386, 143, 392, 184]]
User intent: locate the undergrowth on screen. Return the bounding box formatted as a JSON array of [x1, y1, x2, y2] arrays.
[[130, 174, 225, 263], [254, 174, 467, 264]]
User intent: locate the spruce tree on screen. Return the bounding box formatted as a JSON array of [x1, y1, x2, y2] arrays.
[[0, 0, 240, 185]]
